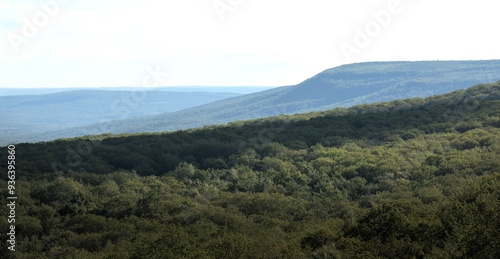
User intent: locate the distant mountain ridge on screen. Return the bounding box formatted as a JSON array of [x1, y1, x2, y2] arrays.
[[4, 60, 500, 145], [0, 90, 240, 144], [272, 60, 500, 110], [0, 86, 274, 96]]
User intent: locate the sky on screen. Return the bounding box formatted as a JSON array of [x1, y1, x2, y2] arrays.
[[0, 0, 499, 88]]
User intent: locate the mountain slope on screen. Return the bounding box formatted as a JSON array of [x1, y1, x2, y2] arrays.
[[8, 81, 500, 175], [3, 82, 500, 258], [0, 90, 239, 142], [0, 86, 273, 96], [9, 60, 500, 144]]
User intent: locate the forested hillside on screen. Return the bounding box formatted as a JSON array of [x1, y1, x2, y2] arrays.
[[1, 82, 499, 258], [33, 60, 500, 143]]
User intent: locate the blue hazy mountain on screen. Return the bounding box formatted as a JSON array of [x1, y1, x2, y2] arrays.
[[3, 60, 500, 145], [0, 90, 240, 142], [0, 86, 273, 96]]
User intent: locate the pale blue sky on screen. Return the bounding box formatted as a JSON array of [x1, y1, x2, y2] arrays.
[[1, 0, 499, 88]]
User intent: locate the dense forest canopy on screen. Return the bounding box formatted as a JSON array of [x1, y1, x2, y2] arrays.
[[1, 82, 499, 258]]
